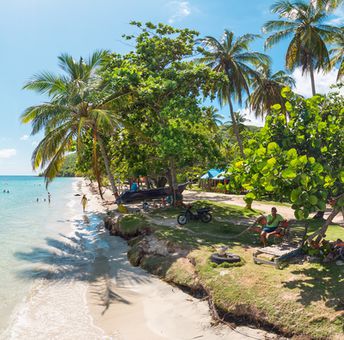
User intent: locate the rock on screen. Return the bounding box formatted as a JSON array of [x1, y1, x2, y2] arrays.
[[144, 235, 169, 256], [128, 245, 145, 266], [335, 260, 344, 266]]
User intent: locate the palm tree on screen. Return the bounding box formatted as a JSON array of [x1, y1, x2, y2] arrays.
[[199, 30, 270, 158], [204, 109, 224, 128], [223, 111, 250, 135], [22, 52, 120, 196], [248, 63, 296, 119], [263, 0, 340, 96], [311, 0, 343, 11], [329, 26, 344, 81]]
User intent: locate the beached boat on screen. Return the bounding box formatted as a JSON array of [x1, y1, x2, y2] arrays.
[[115, 183, 188, 204]]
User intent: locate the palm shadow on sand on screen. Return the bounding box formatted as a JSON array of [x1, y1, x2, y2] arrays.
[[14, 213, 150, 313]]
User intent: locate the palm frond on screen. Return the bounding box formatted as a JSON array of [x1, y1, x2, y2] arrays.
[[264, 28, 295, 49]]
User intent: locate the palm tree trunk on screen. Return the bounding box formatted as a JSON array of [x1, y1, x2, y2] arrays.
[[169, 158, 178, 207], [92, 130, 104, 200], [97, 134, 118, 197], [228, 97, 245, 158], [95, 170, 104, 200], [309, 58, 316, 96]]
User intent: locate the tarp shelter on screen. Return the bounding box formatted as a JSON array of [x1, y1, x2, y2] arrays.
[[200, 168, 223, 179], [212, 171, 230, 180]]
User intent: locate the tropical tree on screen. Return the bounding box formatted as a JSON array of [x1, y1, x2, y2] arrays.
[[329, 26, 344, 81], [311, 0, 344, 11], [198, 30, 270, 157], [21, 52, 120, 196], [207, 110, 224, 127], [248, 63, 295, 119], [102, 22, 225, 204], [263, 0, 340, 96], [227, 86, 344, 241], [223, 111, 250, 134]]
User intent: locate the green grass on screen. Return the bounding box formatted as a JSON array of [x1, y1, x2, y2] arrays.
[[151, 200, 261, 219], [191, 247, 344, 339], [123, 204, 344, 338], [119, 214, 150, 234]]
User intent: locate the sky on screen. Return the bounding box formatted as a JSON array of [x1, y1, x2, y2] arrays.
[[0, 0, 343, 175]]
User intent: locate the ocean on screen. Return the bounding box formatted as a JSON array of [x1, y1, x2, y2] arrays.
[[0, 176, 104, 338]]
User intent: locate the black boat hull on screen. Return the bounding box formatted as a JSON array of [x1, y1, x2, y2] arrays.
[[116, 183, 188, 204]]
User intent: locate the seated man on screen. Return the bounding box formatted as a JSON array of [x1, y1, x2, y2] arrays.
[[259, 207, 285, 247]]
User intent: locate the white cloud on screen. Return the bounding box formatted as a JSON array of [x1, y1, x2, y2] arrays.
[[240, 108, 265, 128], [20, 134, 29, 141], [327, 6, 344, 25], [0, 149, 16, 159], [292, 67, 343, 97], [167, 1, 191, 23], [31, 141, 39, 147]]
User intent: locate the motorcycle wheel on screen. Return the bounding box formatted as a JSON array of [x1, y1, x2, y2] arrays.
[[177, 214, 188, 225], [201, 213, 212, 223]]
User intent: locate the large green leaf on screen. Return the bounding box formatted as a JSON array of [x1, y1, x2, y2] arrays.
[[309, 195, 318, 206], [282, 168, 297, 179], [291, 188, 301, 203], [294, 209, 304, 220]]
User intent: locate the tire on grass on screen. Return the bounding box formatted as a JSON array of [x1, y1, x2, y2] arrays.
[[210, 253, 241, 264]]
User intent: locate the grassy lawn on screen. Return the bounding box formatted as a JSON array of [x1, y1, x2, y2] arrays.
[[121, 201, 344, 338]]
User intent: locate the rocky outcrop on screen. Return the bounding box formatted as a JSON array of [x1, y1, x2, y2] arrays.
[[104, 215, 152, 239], [104, 214, 201, 290]]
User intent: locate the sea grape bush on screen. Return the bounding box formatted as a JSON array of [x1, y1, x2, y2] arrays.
[[227, 86, 344, 220]]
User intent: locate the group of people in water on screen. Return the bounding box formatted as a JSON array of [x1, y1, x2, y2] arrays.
[[2, 189, 10, 193], [36, 192, 51, 203]]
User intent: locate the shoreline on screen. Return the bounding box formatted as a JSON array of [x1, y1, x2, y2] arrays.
[[1, 179, 106, 339], [86, 185, 284, 340], [1, 179, 285, 339]]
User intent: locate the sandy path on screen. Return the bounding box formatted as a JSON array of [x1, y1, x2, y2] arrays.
[[183, 190, 344, 224]]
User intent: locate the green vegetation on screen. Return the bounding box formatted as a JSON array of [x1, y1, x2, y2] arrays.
[[58, 153, 77, 177], [227, 88, 344, 241], [122, 203, 344, 339], [263, 0, 341, 96]]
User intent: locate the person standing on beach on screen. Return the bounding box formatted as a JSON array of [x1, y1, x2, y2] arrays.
[[48, 192, 51, 203], [81, 194, 88, 212]]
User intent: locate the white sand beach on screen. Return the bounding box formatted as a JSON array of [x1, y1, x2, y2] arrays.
[[2, 180, 282, 340]]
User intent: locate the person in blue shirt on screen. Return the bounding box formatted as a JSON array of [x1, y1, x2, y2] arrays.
[[130, 180, 138, 192]]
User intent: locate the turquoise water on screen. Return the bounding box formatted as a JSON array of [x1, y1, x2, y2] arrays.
[[0, 176, 80, 333]]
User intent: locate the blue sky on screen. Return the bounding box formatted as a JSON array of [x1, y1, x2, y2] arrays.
[[0, 0, 343, 174]]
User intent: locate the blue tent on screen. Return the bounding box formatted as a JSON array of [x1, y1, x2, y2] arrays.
[[200, 168, 223, 179], [212, 171, 230, 180]]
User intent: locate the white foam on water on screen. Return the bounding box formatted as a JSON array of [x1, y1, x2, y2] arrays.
[[0, 178, 113, 339], [1, 280, 106, 340]]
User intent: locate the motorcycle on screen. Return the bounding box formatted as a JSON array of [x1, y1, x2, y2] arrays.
[[177, 205, 212, 225]]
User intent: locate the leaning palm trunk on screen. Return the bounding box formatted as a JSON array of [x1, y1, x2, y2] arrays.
[[97, 135, 118, 196], [307, 208, 339, 243], [307, 193, 344, 243], [228, 97, 245, 158]]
